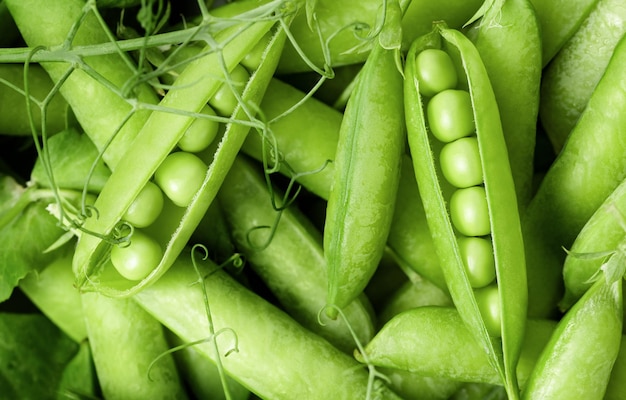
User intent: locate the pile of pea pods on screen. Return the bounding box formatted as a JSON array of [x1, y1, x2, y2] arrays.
[[1, 0, 626, 399]]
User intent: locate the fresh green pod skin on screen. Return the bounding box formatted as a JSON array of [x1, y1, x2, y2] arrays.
[[0, 64, 72, 136], [323, 25, 405, 318], [522, 33, 626, 318], [527, 0, 600, 66], [465, 0, 542, 209], [356, 307, 556, 389], [404, 26, 527, 398], [606, 335, 626, 400], [521, 277, 623, 400], [561, 176, 626, 310], [539, 0, 626, 153], [217, 155, 375, 353], [276, 0, 483, 73], [241, 78, 341, 200], [165, 331, 250, 400], [134, 255, 403, 400], [82, 292, 188, 400], [5, 0, 159, 170], [72, 17, 288, 296]]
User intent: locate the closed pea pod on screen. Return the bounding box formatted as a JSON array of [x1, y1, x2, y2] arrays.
[[522, 275, 623, 399], [404, 24, 527, 399], [560, 176, 626, 310], [323, 0, 405, 318], [539, 0, 626, 152], [216, 155, 375, 353]]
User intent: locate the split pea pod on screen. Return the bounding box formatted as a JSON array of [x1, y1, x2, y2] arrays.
[[522, 32, 626, 318], [71, 10, 294, 296], [466, 0, 542, 209], [323, 0, 405, 318], [404, 24, 527, 398], [522, 275, 623, 399]]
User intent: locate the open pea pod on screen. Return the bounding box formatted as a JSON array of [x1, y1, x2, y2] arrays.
[[72, 14, 293, 297], [404, 24, 527, 399]]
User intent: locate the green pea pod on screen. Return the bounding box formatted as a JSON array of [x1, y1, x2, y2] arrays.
[[466, 0, 542, 209], [6, 0, 159, 170], [522, 276, 623, 399], [356, 307, 556, 389], [82, 292, 188, 399], [217, 155, 375, 353], [539, 0, 626, 153], [72, 14, 290, 296], [527, 0, 600, 66], [323, 0, 405, 318], [560, 176, 626, 310], [523, 32, 626, 318], [134, 253, 403, 400], [276, 0, 483, 73], [404, 24, 527, 398]]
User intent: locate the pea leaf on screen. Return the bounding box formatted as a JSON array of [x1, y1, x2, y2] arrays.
[[0, 313, 86, 400], [30, 129, 111, 193], [0, 199, 66, 302]]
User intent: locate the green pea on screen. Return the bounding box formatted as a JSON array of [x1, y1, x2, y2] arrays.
[[154, 152, 207, 208], [427, 89, 475, 143], [449, 186, 490, 237], [208, 63, 251, 117], [123, 181, 164, 228], [458, 236, 496, 288], [110, 230, 162, 281], [474, 284, 501, 337], [415, 48, 458, 97], [440, 136, 483, 188], [177, 105, 220, 153]]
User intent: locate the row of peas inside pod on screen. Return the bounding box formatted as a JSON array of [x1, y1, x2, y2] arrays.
[[111, 48, 261, 282], [415, 47, 500, 336]]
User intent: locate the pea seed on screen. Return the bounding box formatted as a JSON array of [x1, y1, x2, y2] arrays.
[[415, 48, 458, 97], [449, 186, 490, 237], [427, 89, 475, 143], [440, 136, 483, 188], [457, 236, 496, 288]]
